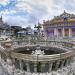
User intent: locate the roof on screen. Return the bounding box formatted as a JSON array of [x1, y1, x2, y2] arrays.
[[43, 11, 75, 25], [53, 11, 75, 21]]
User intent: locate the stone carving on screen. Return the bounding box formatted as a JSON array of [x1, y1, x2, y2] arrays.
[[32, 45, 45, 55]]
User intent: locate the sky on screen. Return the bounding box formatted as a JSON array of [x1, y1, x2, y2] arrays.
[[0, 0, 75, 28]]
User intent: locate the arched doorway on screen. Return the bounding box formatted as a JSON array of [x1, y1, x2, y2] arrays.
[[64, 28, 69, 37]]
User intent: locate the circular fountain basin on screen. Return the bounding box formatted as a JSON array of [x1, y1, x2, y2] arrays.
[[14, 46, 67, 55]]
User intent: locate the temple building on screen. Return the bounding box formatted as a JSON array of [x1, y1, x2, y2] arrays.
[[43, 11, 75, 38], [0, 12, 75, 75], [0, 16, 10, 36]]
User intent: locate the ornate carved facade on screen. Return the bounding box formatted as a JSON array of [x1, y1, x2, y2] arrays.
[[43, 11, 75, 37]]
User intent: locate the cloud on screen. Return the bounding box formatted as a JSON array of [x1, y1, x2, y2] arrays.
[[1, 9, 16, 15], [3, 14, 37, 28], [16, 1, 32, 11], [15, 0, 53, 19], [1, 0, 75, 28], [3, 15, 27, 26], [0, 0, 9, 6], [64, 0, 75, 13], [2, 0, 53, 27]]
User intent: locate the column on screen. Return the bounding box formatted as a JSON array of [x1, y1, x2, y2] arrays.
[[60, 60, 65, 69], [49, 62, 53, 72], [26, 62, 30, 72], [55, 61, 60, 70], [66, 59, 70, 66], [54, 28, 57, 37], [62, 28, 65, 37], [19, 60, 23, 70], [0, 53, 1, 61], [34, 63, 37, 73], [41, 63, 45, 73], [69, 28, 72, 37], [69, 57, 74, 64], [64, 59, 71, 67]]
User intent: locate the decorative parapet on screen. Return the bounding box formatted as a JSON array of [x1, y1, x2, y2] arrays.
[[11, 50, 75, 62]]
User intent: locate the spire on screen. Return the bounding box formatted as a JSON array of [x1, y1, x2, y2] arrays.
[[0, 15, 2, 21], [1, 15, 2, 19], [64, 10, 66, 13], [38, 22, 41, 26]]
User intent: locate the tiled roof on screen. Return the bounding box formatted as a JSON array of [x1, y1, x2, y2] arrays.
[[43, 11, 75, 25]]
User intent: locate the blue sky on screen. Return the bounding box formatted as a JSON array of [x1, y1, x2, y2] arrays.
[[0, 0, 75, 28]]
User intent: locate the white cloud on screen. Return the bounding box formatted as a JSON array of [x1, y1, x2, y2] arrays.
[[1, 10, 16, 15], [16, 0, 53, 13], [3, 15, 33, 27], [0, 0, 9, 6], [1, 0, 75, 28], [0, 0, 63, 28], [14, 0, 52, 25], [15, 1, 32, 13], [37, 0, 53, 13]]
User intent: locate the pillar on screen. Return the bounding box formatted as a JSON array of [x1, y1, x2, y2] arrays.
[[69, 28, 72, 37], [49, 62, 53, 72], [54, 28, 57, 37], [62, 28, 65, 37], [41, 63, 45, 73], [55, 61, 60, 70], [66, 59, 70, 66], [34, 62, 37, 73], [0, 53, 1, 61], [69, 57, 74, 64], [64, 58, 71, 67], [19, 60, 23, 70], [26, 62, 30, 72], [60, 60, 65, 68]]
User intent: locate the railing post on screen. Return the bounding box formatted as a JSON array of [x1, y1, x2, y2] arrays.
[[49, 62, 53, 72]]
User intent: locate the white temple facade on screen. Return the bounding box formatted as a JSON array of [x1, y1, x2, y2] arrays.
[[43, 11, 75, 38]]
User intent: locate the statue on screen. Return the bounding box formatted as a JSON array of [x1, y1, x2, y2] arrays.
[[32, 45, 45, 55]]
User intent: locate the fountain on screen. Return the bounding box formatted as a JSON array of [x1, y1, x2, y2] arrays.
[[32, 45, 45, 55]]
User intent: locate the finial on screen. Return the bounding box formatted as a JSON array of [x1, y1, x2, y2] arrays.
[[34, 24, 37, 28], [0, 15, 2, 20], [38, 21, 40, 25], [64, 10, 66, 13]]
